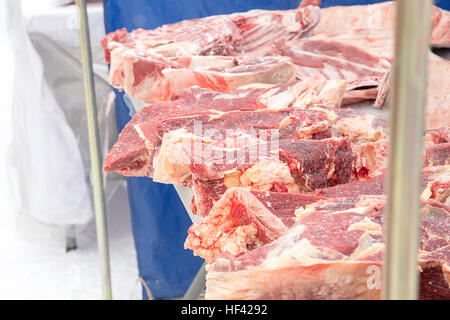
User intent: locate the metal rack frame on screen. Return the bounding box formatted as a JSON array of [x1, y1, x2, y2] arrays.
[[76, 0, 434, 300]]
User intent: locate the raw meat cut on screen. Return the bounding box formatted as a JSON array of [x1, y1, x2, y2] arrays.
[[149, 107, 388, 183], [190, 139, 450, 217], [190, 137, 354, 187], [185, 188, 325, 262], [375, 54, 450, 130], [110, 54, 296, 103], [102, 3, 320, 62], [311, 1, 450, 48], [102, 3, 321, 102], [157, 131, 448, 217], [185, 138, 388, 217], [149, 109, 328, 182], [186, 165, 450, 262], [420, 165, 450, 207], [424, 143, 450, 167], [317, 164, 449, 204], [227, 4, 320, 56], [189, 137, 357, 216], [351, 139, 388, 181], [99, 1, 450, 300], [275, 28, 448, 130], [205, 196, 450, 299], [352, 138, 450, 182], [172, 79, 347, 111], [294, 29, 449, 130], [426, 127, 450, 145], [274, 32, 392, 85], [273, 29, 393, 105], [103, 80, 349, 176], [341, 87, 379, 106]]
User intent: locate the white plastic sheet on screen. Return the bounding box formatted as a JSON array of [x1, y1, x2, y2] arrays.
[[6, 0, 93, 225]]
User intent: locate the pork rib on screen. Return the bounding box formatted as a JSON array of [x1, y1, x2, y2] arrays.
[[102, 4, 321, 102], [102, 4, 320, 62], [274, 30, 393, 105]]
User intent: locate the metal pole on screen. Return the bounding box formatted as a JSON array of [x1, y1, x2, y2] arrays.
[[183, 262, 207, 300], [75, 0, 112, 300], [383, 0, 432, 300]]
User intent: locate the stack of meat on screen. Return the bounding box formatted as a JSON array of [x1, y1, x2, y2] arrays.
[[102, 1, 450, 299]]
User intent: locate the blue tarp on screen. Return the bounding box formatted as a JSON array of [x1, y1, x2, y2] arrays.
[[102, 0, 449, 299]]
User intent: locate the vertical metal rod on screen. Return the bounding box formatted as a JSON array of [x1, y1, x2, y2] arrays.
[[65, 225, 78, 252], [75, 0, 112, 300], [183, 262, 207, 300], [383, 0, 432, 300]]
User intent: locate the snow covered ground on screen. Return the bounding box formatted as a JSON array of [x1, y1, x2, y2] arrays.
[[0, 2, 141, 300], [0, 182, 141, 300]]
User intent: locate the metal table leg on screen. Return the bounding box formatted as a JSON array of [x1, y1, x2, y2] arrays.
[[174, 185, 206, 300], [75, 0, 112, 300], [183, 262, 207, 300], [65, 225, 77, 252]]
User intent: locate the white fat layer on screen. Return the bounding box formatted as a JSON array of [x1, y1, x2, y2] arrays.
[[187, 56, 236, 69], [151, 41, 198, 57], [262, 225, 343, 269], [421, 169, 450, 201], [152, 129, 194, 183], [297, 119, 331, 139], [296, 195, 386, 221], [336, 113, 386, 143], [347, 217, 382, 236], [237, 83, 275, 90], [294, 206, 317, 220], [310, 106, 338, 122], [350, 241, 384, 260], [213, 91, 251, 100], [258, 86, 296, 110], [133, 124, 150, 149], [239, 159, 299, 192], [349, 232, 378, 259], [318, 80, 347, 107]]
